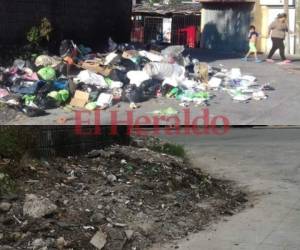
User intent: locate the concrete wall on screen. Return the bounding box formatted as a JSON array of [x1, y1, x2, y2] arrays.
[[200, 3, 254, 52], [252, 1, 269, 53], [0, 0, 132, 47]]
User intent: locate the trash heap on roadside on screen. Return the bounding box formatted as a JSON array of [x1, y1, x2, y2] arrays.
[[0, 39, 275, 117]]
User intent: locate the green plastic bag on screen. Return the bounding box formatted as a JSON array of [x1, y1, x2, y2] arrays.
[[58, 90, 69, 102], [151, 107, 178, 116], [47, 90, 69, 103], [48, 91, 60, 101], [192, 92, 210, 100], [38, 67, 56, 81], [22, 95, 36, 106], [104, 78, 113, 87], [85, 102, 97, 111]]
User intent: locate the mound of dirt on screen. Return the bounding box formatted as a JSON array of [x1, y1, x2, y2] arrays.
[[0, 143, 248, 250]]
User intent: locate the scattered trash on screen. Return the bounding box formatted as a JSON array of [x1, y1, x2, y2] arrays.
[[0, 39, 274, 120], [96, 93, 113, 109], [90, 230, 107, 250], [208, 77, 222, 89], [70, 90, 89, 108], [151, 107, 178, 116]]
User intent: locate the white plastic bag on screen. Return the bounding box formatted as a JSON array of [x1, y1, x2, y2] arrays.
[[96, 93, 113, 108], [75, 70, 108, 88], [143, 62, 185, 80], [180, 79, 198, 89], [230, 68, 242, 79], [208, 77, 222, 88], [105, 52, 118, 65], [138, 51, 163, 62], [127, 71, 150, 87]]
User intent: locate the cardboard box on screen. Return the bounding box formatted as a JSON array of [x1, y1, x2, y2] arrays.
[[122, 50, 139, 59], [70, 90, 89, 108], [81, 61, 112, 76]]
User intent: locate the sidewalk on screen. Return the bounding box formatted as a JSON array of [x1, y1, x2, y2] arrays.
[[151, 128, 300, 250]]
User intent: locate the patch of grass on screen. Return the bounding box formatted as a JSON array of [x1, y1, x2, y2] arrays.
[[0, 103, 5, 110], [0, 127, 39, 177], [0, 172, 16, 196], [150, 143, 186, 158]]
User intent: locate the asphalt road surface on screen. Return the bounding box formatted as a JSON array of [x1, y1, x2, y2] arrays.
[[148, 128, 300, 250]]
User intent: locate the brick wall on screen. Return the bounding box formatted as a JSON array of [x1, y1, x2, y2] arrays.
[[0, 0, 132, 47]]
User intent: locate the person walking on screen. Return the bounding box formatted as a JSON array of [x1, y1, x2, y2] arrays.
[[266, 13, 291, 64], [242, 25, 261, 63]]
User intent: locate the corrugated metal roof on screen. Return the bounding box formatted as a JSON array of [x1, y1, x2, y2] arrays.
[[132, 3, 202, 15]]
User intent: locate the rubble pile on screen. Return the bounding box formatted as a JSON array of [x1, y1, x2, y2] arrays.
[[0, 139, 248, 250], [0, 39, 275, 119]]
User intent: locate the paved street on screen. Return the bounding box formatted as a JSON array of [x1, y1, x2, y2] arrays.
[[147, 128, 300, 250], [8, 51, 300, 126]]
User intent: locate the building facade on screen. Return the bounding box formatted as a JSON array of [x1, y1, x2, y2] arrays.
[[199, 0, 299, 55], [254, 0, 298, 55], [200, 0, 256, 52]]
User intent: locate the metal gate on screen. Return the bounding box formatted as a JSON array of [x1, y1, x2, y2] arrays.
[[144, 17, 163, 43], [32, 126, 130, 158], [202, 3, 254, 52]]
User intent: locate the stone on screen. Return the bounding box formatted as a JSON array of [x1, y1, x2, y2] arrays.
[[56, 237, 67, 249], [107, 174, 117, 183], [90, 212, 106, 224], [9, 232, 22, 241], [23, 194, 57, 219], [90, 230, 107, 249], [0, 202, 11, 212], [32, 238, 48, 250], [125, 230, 134, 240]]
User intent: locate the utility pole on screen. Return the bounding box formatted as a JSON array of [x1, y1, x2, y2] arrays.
[[284, 0, 290, 53]]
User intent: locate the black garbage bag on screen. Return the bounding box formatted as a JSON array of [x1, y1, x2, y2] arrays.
[[0, 72, 13, 87], [35, 96, 61, 110], [36, 82, 55, 97], [122, 79, 161, 104], [33, 82, 58, 110], [120, 58, 138, 72], [76, 83, 99, 93], [122, 84, 143, 103], [139, 57, 151, 69], [22, 106, 48, 117], [161, 84, 174, 96], [139, 79, 161, 100], [109, 69, 129, 85]]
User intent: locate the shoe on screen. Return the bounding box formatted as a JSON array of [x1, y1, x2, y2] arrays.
[[283, 60, 291, 64], [266, 59, 274, 63], [241, 57, 248, 61], [255, 59, 262, 63], [278, 60, 292, 65]]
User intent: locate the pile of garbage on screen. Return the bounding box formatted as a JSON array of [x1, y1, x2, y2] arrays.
[[0, 138, 248, 250], [0, 39, 275, 118]]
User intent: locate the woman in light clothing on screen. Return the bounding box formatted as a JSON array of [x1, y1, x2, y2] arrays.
[[266, 13, 291, 64]]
